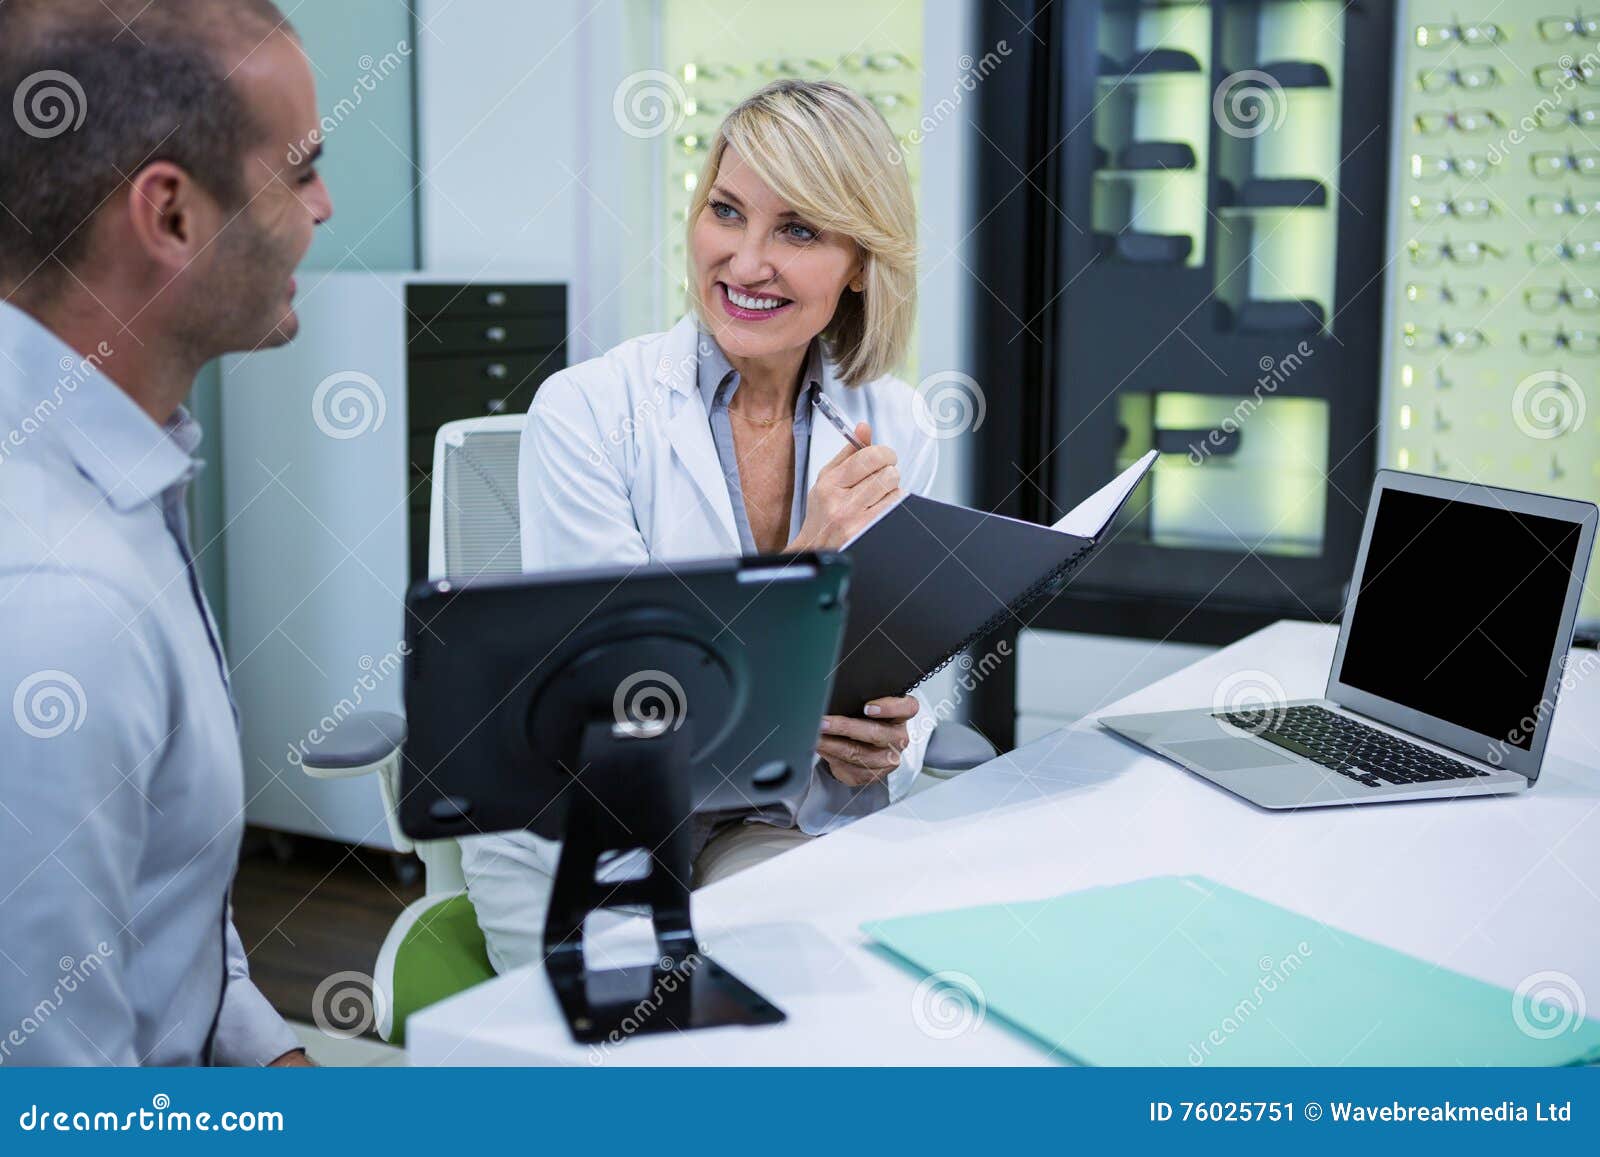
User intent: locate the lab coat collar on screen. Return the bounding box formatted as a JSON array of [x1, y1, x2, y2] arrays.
[[0, 301, 199, 512], [660, 318, 739, 550], [655, 315, 712, 396]]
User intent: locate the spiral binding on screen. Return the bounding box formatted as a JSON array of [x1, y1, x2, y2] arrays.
[[901, 541, 1096, 695]]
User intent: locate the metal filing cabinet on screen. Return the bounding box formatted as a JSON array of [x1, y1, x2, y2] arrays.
[[221, 273, 568, 846], [404, 282, 566, 579]]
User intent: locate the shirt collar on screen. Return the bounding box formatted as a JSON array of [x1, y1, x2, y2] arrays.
[[0, 301, 200, 512], [695, 331, 827, 418]]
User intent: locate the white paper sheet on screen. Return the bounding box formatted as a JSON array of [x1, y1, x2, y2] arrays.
[[1049, 449, 1159, 538]]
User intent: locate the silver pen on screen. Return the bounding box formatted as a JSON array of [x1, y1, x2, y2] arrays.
[[812, 391, 868, 450]]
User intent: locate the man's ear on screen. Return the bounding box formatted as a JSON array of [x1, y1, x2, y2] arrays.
[[123, 161, 211, 273]]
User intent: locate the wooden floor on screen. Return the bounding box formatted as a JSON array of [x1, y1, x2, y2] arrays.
[[232, 831, 423, 1034]]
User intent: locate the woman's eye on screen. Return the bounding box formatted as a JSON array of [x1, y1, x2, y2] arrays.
[[710, 200, 740, 220], [785, 223, 817, 242]]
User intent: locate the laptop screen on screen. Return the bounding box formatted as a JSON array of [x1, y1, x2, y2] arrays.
[[1336, 486, 1583, 750]]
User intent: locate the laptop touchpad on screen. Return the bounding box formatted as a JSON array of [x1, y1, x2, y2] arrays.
[[1167, 737, 1300, 769]]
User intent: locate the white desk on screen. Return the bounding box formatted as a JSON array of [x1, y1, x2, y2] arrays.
[[406, 621, 1600, 1065]]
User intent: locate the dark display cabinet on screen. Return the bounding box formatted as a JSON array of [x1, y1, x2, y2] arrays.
[[976, 0, 1396, 646]]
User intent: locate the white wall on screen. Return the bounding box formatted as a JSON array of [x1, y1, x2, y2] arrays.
[[416, 0, 656, 361]]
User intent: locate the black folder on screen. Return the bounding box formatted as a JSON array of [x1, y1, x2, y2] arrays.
[[829, 451, 1158, 715]]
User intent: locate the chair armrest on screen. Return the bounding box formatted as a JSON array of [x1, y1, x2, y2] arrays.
[[299, 711, 408, 779], [922, 721, 999, 778]]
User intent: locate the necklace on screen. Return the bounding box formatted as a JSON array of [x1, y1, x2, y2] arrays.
[[728, 408, 787, 428]]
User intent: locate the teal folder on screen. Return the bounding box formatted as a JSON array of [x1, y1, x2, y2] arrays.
[[863, 876, 1600, 1066]]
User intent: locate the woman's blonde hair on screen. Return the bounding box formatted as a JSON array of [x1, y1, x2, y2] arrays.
[[686, 79, 917, 386]]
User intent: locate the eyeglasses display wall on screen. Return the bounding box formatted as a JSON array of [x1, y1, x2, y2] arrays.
[[1386, 0, 1600, 628], [1006, 0, 1395, 641], [658, 0, 924, 332]]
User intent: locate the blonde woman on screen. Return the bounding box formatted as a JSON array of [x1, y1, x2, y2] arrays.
[[461, 79, 935, 973]]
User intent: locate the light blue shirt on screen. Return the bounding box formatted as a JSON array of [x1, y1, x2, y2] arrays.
[[0, 302, 297, 1066], [697, 337, 821, 555]]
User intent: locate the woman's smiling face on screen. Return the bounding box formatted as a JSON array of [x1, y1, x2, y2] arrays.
[[690, 149, 863, 362]]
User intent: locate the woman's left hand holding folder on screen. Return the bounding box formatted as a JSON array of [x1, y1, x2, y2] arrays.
[[817, 695, 919, 787]]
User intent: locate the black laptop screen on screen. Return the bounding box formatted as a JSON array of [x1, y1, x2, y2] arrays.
[[1337, 487, 1582, 750]]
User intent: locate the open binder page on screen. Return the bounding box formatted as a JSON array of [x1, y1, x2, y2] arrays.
[[1050, 450, 1159, 539], [830, 449, 1157, 713]]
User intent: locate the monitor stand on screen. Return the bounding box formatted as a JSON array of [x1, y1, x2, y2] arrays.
[[542, 719, 786, 1044]]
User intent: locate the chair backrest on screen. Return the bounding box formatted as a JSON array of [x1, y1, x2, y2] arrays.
[[418, 415, 527, 893], [427, 415, 528, 582]]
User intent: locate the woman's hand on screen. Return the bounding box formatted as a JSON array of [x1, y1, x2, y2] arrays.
[[786, 422, 901, 553], [818, 695, 920, 787]]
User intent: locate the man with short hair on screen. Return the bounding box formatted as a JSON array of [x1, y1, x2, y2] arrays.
[[0, 0, 333, 1065]]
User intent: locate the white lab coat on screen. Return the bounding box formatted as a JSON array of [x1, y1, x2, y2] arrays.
[[460, 315, 938, 973]]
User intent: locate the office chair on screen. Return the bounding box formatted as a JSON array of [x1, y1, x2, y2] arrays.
[[301, 413, 997, 1043]]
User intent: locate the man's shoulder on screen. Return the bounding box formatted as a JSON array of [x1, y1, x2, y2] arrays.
[[0, 452, 150, 601]]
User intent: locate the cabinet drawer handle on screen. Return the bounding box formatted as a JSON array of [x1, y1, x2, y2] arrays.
[[484, 290, 508, 308], [484, 362, 509, 380], [484, 325, 508, 343]]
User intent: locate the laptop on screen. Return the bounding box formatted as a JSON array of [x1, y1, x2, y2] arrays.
[[1100, 470, 1598, 809]]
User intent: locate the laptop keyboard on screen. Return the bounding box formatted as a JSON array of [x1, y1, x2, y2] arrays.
[[1212, 704, 1493, 790]]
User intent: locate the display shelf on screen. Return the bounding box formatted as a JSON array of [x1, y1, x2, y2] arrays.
[[976, 0, 1390, 655], [1251, 59, 1333, 89], [1097, 46, 1204, 80], [1218, 177, 1329, 210], [1225, 298, 1328, 333], [1094, 230, 1196, 263], [1098, 140, 1199, 171], [1091, 0, 1212, 266]]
